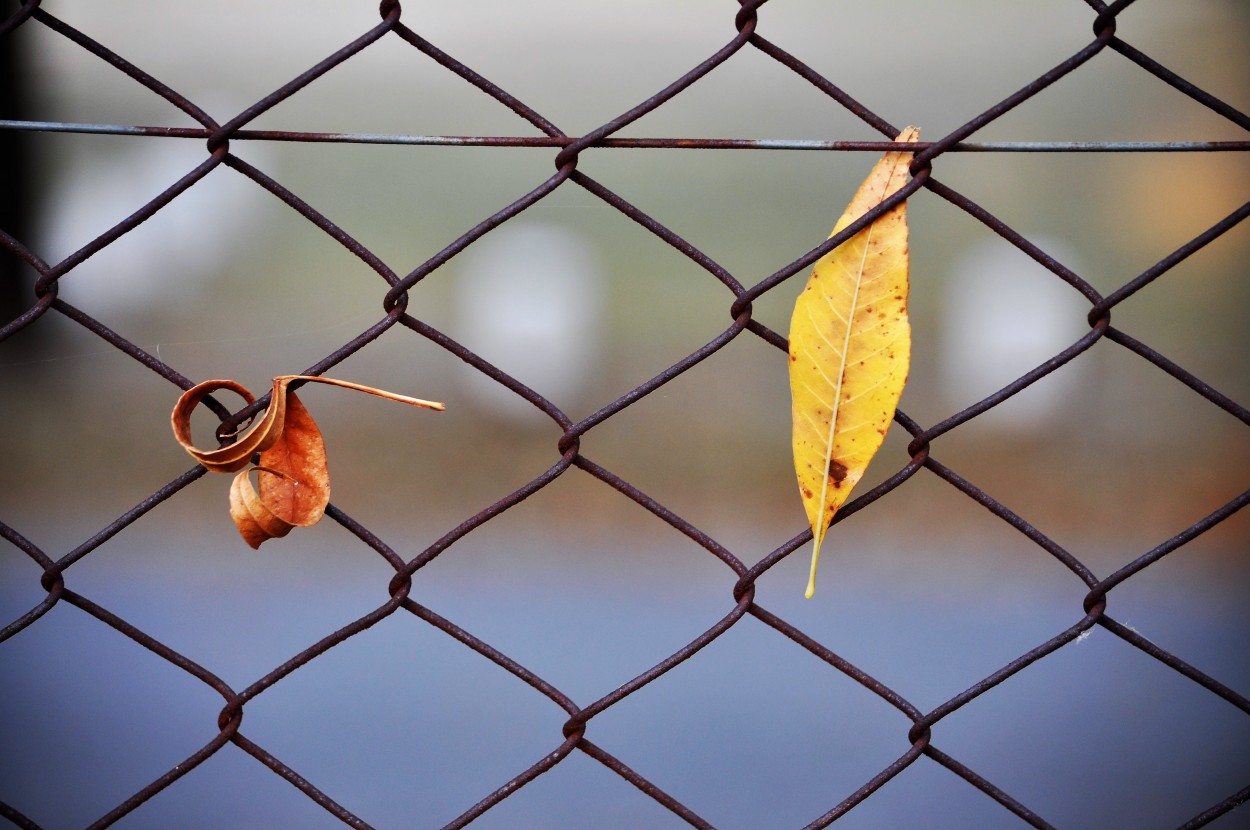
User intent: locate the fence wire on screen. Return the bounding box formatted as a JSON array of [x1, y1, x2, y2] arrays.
[[2, 1, 1249, 828]]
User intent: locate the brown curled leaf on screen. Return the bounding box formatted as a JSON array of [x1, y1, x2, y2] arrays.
[[228, 390, 332, 549], [170, 378, 284, 473], [229, 467, 299, 549], [256, 390, 330, 532], [173, 374, 444, 548]]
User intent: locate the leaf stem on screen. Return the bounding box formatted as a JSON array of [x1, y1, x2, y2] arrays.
[[281, 375, 445, 411]]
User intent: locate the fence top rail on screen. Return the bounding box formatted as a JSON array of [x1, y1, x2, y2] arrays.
[[3, 119, 1248, 153]]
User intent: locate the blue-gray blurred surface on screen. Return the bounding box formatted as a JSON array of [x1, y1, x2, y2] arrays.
[[3, 530, 1249, 829]]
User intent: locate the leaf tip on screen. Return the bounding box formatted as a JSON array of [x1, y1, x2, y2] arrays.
[[805, 533, 824, 599]]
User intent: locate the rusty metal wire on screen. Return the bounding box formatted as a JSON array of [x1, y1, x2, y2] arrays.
[[2, 1, 1248, 828]]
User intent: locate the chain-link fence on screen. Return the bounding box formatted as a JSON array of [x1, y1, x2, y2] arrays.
[[2, 1, 1249, 828]]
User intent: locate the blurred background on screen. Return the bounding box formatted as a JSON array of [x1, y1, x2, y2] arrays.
[[1, 2, 1248, 828]]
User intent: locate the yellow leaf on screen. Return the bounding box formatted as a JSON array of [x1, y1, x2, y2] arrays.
[[789, 126, 918, 598], [172, 375, 443, 547]]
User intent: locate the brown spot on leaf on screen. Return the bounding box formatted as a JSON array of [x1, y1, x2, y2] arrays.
[[826, 458, 848, 487]]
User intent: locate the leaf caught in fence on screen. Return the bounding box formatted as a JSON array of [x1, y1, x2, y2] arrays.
[[172, 375, 444, 548], [789, 126, 918, 598], [229, 387, 330, 548]]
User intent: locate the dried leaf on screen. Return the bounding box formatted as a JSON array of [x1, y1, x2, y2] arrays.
[[256, 390, 330, 528], [230, 467, 300, 548], [228, 390, 330, 549], [170, 378, 284, 473], [173, 375, 443, 548], [789, 126, 918, 598]]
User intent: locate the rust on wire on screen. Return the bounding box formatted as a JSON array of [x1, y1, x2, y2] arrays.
[[1, 0, 1248, 828]]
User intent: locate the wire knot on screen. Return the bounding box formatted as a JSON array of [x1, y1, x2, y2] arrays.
[[734, 0, 765, 33], [1092, 11, 1117, 40]]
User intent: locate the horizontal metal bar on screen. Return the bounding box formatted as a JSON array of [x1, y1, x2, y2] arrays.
[[2, 119, 1247, 152]]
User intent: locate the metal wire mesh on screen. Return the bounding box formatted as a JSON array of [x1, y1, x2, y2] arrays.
[[2, 1, 1248, 827]]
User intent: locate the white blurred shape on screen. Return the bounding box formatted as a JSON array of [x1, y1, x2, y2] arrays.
[[941, 237, 1089, 431], [451, 223, 605, 421], [40, 137, 271, 316]]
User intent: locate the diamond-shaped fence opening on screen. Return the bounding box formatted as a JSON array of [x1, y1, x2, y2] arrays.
[[2, 2, 1248, 828]]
